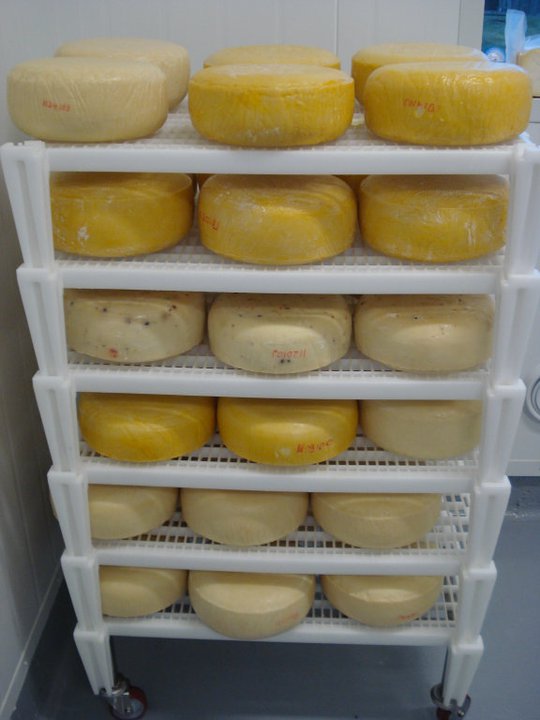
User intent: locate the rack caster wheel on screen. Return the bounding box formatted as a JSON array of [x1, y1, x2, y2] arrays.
[[101, 675, 148, 719], [431, 683, 471, 719]]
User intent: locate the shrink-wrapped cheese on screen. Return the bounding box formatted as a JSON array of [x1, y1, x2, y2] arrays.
[[100, 566, 187, 617]]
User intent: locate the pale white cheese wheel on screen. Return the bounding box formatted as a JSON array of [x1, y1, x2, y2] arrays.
[[204, 44, 340, 69], [312, 493, 441, 548], [89, 485, 178, 539], [7, 57, 168, 142], [322, 574, 443, 626], [180, 488, 308, 546], [208, 294, 352, 374], [100, 566, 187, 617], [518, 49, 540, 96], [354, 295, 494, 372], [189, 571, 315, 638], [64, 289, 205, 363], [360, 400, 482, 460], [56, 37, 190, 109]]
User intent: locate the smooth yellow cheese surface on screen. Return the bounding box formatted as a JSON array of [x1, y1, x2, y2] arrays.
[[218, 397, 358, 466], [180, 488, 308, 546], [189, 571, 315, 638], [364, 61, 531, 146], [199, 174, 356, 265], [89, 485, 178, 539], [361, 400, 482, 460], [322, 574, 443, 626], [518, 49, 540, 95], [78, 393, 216, 462], [56, 37, 190, 109], [204, 44, 340, 69], [359, 175, 508, 263], [354, 294, 494, 372], [351, 42, 484, 103], [8, 57, 168, 142], [312, 493, 441, 548], [188, 64, 354, 147], [208, 294, 352, 374], [64, 289, 205, 363], [100, 566, 187, 617]]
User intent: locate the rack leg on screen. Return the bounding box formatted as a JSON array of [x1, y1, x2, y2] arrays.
[[430, 639, 483, 719]]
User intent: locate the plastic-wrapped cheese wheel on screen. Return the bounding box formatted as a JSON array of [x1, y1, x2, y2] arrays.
[[100, 566, 187, 617], [188, 64, 354, 147], [199, 175, 356, 265], [359, 175, 508, 263], [89, 485, 178, 539], [181, 488, 308, 546], [56, 37, 190, 109], [360, 400, 482, 460], [354, 295, 494, 372], [363, 61, 531, 146], [78, 393, 215, 462], [218, 397, 358, 466], [204, 44, 340, 69], [322, 574, 443, 626], [208, 294, 352, 374], [64, 289, 205, 363], [312, 492, 441, 548], [189, 571, 315, 638], [7, 57, 168, 142]]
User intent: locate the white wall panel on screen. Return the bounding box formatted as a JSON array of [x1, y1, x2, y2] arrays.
[[277, 0, 337, 51]]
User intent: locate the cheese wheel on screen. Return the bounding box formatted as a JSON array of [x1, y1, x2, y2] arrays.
[[199, 175, 356, 265], [359, 175, 508, 263], [181, 488, 308, 546], [312, 493, 441, 548], [351, 42, 485, 104], [78, 393, 216, 462], [89, 485, 178, 539], [7, 57, 168, 142], [218, 397, 358, 466], [208, 294, 352, 374], [189, 571, 315, 638], [51, 172, 194, 257], [188, 65, 354, 147], [55, 37, 190, 109], [337, 175, 368, 195], [64, 289, 205, 363], [360, 400, 482, 460], [322, 574, 443, 626], [204, 44, 340, 69], [363, 61, 531, 146], [518, 49, 540, 96], [354, 294, 494, 372], [100, 566, 187, 617]]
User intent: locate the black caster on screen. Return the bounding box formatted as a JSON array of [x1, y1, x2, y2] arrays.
[[431, 683, 471, 719], [101, 675, 148, 719]]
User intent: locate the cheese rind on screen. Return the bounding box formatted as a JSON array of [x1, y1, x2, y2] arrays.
[[204, 44, 340, 69], [359, 175, 508, 263], [189, 571, 315, 638], [354, 294, 494, 372], [78, 393, 216, 462], [64, 289, 205, 363], [100, 566, 187, 617], [188, 64, 354, 147], [199, 174, 356, 265], [208, 293, 352, 373]]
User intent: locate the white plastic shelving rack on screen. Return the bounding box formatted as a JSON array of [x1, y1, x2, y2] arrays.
[[3, 107, 540, 719]]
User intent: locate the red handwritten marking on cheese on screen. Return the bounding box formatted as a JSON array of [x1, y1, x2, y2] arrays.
[[403, 98, 437, 113], [272, 348, 307, 359], [398, 611, 420, 621], [108, 348, 119, 359], [200, 211, 220, 231], [296, 438, 334, 454], [42, 99, 71, 112]]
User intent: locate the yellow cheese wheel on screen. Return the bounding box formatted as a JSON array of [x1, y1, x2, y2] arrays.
[[180, 488, 308, 546], [208, 293, 352, 373], [51, 172, 194, 257], [78, 393, 216, 462], [218, 397, 358, 466], [56, 37, 190, 109], [199, 174, 356, 265], [7, 57, 167, 142], [64, 289, 205, 363], [188, 64, 354, 147], [312, 493, 441, 548], [100, 566, 187, 617], [89, 485, 178, 539], [360, 400, 482, 460], [337, 175, 368, 195], [359, 175, 508, 263], [189, 570, 315, 638], [363, 61, 531, 146], [322, 574, 443, 626], [351, 42, 484, 104], [518, 49, 540, 96], [204, 44, 340, 69], [354, 294, 494, 372]]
